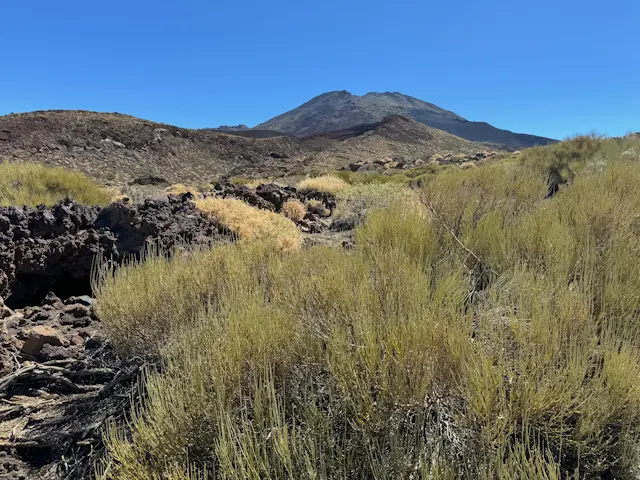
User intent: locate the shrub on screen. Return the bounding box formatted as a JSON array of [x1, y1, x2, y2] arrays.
[[195, 197, 301, 251], [333, 182, 418, 228], [0, 162, 112, 207], [280, 199, 306, 222], [516, 133, 605, 194], [296, 175, 348, 194], [96, 136, 640, 479]]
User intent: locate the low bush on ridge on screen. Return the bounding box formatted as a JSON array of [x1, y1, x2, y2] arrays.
[[95, 135, 640, 478], [0, 162, 112, 206]]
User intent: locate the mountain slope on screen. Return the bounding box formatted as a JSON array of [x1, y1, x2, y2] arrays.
[[256, 91, 556, 149], [0, 111, 317, 184], [313, 115, 478, 165], [0, 110, 489, 185]]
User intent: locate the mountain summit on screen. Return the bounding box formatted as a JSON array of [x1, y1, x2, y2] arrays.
[[256, 91, 556, 149]]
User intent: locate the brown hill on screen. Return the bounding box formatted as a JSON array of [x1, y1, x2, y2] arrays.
[[308, 115, 481, 166], [0, 110, 488, 184]]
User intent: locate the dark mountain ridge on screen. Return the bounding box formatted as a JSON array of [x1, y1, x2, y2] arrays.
[[256, 90, 557, 149]]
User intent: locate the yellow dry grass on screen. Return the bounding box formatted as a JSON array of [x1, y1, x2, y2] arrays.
[[281, 199, 306, 222], [296, 175, 348, 194], [195, 197, 301, 251]]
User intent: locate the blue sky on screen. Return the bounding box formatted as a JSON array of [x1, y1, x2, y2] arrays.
[[1, 0, 638, 139]]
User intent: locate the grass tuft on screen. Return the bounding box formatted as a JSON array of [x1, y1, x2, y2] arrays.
[[195, 197, 301, 251], [296, 175, 348, 194], [0, 162, 112, 207]]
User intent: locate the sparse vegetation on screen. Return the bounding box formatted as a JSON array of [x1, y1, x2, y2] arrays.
[[304, 198, 330, 217], [335, 170, 411, 185], [164, 183, 202, 196], [230, 177, 284, 189], [94, 135, 640, 478], [0, 162, 113, 207], [195, 197, 301, 251], [296, 175, 349, 194]]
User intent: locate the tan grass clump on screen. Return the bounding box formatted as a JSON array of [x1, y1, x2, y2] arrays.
[[0, 162, 112, 207], [195, 197, 301, 251], [280, 199, 306, 222], [296, 175, 348, 194]]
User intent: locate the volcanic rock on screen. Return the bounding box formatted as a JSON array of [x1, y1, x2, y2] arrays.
[[21, 325, 68, 356], [0, 195, 227, 307]]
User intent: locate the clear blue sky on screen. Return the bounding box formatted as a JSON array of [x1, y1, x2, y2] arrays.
[[1, 0, 638, 139]]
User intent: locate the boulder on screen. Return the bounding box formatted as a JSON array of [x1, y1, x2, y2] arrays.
[[255, 183, 298, 211], [62, 303, 91, 318], [41, 291, 63, 308], [64, 295, 94, 307], [21, 325, 68, 356]]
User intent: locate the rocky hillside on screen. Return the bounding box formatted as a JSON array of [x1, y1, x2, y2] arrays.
[[309, 115, 480, 168], [0, 110, 489, 184], [255, 90, 557, 149]]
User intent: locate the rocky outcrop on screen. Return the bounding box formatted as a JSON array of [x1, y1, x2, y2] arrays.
[[212, 181, 337, 214], [254, 183, 299, 211], [212, 182, 278, 210], [0, 195, 227, 307]]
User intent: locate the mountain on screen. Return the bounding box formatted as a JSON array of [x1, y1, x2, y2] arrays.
[[215, 124, 250, 132], [255, 91, 557, 149], [0, 111, 489, 184]]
